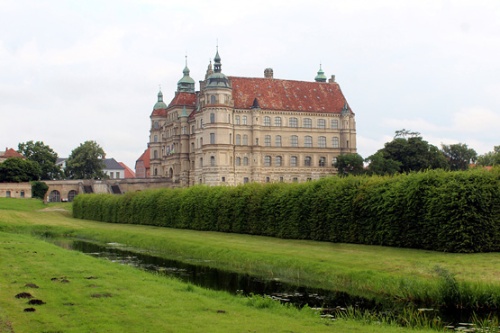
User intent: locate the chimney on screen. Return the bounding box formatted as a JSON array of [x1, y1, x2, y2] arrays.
[[264, 68, 274, 79], [328, 75, 336, 83]]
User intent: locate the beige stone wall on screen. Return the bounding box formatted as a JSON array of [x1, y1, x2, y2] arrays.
[[0, 183, 32, 198]]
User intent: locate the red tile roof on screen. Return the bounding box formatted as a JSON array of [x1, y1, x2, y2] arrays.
[[136, 148, 150, 168], [229, 77, 351, 114], [119, 162, 136, 178], [151, 92, 197, 117], [168, 91, 197, 108], [1, 148, 25, 159]]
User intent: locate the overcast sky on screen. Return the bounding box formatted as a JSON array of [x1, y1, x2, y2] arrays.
[[1, 0, 499, 169]]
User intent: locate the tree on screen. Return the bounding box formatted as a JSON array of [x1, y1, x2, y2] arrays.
[[334, 153, 364, 176], [441, 143, 477, 171], [365, 151, 401, 175], [0, 158, 41, 182], [368, 130, 447, 174], [477, 146, 500, 167], [65, 141, 106, 179], [32, 181, 49, 199], [18, 140, 62, 180]]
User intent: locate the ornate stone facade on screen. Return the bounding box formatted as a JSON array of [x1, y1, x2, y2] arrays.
[[147, 50, 357, 187]]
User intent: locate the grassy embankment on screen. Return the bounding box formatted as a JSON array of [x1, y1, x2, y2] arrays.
[[1, 198, 500, 332], [0, 198, 442, 333]]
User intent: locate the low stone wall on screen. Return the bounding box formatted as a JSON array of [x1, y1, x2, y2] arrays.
[[0, 182, 32, 198]]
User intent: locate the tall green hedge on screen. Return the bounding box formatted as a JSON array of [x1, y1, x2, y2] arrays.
[[73, 168, 500, 253]]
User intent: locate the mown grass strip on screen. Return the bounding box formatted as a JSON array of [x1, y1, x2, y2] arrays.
[[0, 231, 438, 333]]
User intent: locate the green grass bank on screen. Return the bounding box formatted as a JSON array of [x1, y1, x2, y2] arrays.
[[0, 199, 444, 333], [3, 199, 500, 323]]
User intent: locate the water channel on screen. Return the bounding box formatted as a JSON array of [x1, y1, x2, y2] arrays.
[[64, 239, 492, 330]]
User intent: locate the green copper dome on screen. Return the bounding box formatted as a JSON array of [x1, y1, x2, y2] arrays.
[[315, 64, 327, 82], [177, 57, 195, 93], [153, 90, 167, 110], [206, 48, 231, 89]]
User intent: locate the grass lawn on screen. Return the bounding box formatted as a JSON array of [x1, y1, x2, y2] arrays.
[[1, 198, 500, 332]]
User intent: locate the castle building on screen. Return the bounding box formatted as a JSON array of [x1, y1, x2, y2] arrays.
[[146, 49, 356, 186]]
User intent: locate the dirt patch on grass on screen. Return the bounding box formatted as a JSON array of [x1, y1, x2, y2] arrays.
[[91, 293, 112, 298], [15, 292, 33, 299], [27, 299, 45, 305], [24, 283, 39, 288]]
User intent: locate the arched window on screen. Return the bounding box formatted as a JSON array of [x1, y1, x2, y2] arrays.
[[264, 156, 271, 166], [210, 156, 215, 166], [304, 136, 313, 147], [304, 156, 312, 166], [291, 135, 298, 147], [49, 190, 61, 202], [264, 116, 271, 126], [289, 117, 298, 127], [318, 119, 326, 129], [275, 135, 282, 147], [303, 118, 312, 128], [275, 156, 282, 166], [274, 117, 282, 126], [332, 137, 339, 148], [236, 134, 241, 145], [243, 157, 249, 166], [319, 157, 326, 167], [318, 136, 326, 148], [243, 134, 248, 145], [290, 156, 298, 167], [236, 157, 241, 166], [264, 135, 271, 146]]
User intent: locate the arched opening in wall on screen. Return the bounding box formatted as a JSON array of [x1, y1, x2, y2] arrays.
[[169, 168, 173, 178], [68, 190, 78, 202], [49, 190, 61, 202]]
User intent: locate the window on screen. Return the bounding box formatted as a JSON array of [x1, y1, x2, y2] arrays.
[[264, 135, 271, 147], [264, 156, 271, 166], [332, 157, 338, 166], [154, 135, 158, 143], [279, 176, 284, 182], [68, 190, 77, 202], [153, 121, 159, 129], [265, 177, 270, 183], [331, 119, 339, 129], [290, 156, 298, 167], [235, 115, 240, 124], [210, 95, 216, 104], [236, 134, 241, 145], [153, 150, 158, 159], [243, 135, 248, 145], [289, 117, 298, 128], [304, 136, 312, 148], [332, 137, 339, 148], [221, 177, 226, 182], [200, 158, 203, 167], [191, 142, 195, 152], [319, 157, 326, 167], [6, 191, 11, 198], [275, 135, 282, 147], [275, 156, 282, 166], [116, 172, 121, 178], [244, 177, 249, 184], [293, 177, 298, 182], [49, 190, 61, 202], [110, 172, 114, 179], [243, 157, 249, 166], [210, 113, 215, 123], [318, 136, 326, 148], [274, 117, 282, 126], [242, 116, 248, 125], [291, 135, 298, 147], [304, 156, 312, 166], [191, 125, 195, 133], [318, 119, 326, 129], [210, 156, 215, 166], [200, 118, 204, 128], [236, 157, 241, 166], [210, 133, 215, 144], [264, 116, 271, 126], [20, 191, 25, 198], [304, 118, 312, 128]]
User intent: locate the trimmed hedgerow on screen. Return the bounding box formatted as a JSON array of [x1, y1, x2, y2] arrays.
[[73, 168, 500, 253]]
